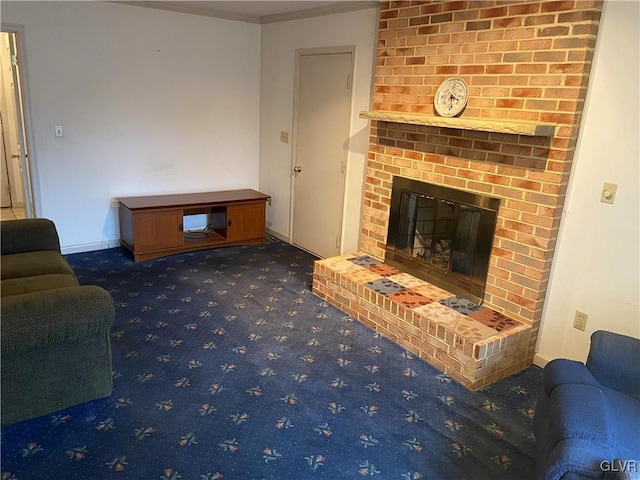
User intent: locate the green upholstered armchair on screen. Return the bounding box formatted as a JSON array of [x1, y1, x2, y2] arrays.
[[1, 218, 115, 425]]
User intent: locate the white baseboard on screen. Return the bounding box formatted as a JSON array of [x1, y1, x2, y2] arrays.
[[533, 353, 553, 368], [62, 231, 290, 256], [266, 228, 290, 244], [61, 239, 121, 255]]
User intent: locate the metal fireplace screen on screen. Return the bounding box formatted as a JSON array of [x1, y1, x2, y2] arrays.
[[385, 177, 500, 304]]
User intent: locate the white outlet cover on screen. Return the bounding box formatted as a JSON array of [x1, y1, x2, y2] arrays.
[[600, 182, 617, 204]]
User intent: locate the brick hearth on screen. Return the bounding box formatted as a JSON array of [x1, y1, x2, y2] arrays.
[[312, 0, 602, 387], [313, 254, 532, 389]]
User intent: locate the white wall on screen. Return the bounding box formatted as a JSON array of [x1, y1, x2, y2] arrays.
[[535, 0, 640, 364], [1, 1, 261, 252], [259, 8, 378, 253]]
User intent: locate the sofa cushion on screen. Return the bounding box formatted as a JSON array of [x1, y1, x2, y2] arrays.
[[1, 274, 79, 297], [1, 251, 75, 280], [588, 331, 640, 401], [1, 218, 61, 255]]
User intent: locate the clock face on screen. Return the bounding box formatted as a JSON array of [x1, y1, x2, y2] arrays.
[[434, 77, 469, 117]]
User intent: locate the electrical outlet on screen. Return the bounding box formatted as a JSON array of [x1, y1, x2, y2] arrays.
[[573, 310, 588, 331], [600, 182, 618, 204]]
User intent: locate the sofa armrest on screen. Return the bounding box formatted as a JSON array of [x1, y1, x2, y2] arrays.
[[1, 218, 62, 255], [544, 438, 613, 480], [587, 331, 640, 401], [1, 286, 115, 354], [541, 383, 615, 480], [543, 358, 602, 397]]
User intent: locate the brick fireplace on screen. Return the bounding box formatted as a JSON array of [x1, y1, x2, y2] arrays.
[[313, 0, 602, 388]]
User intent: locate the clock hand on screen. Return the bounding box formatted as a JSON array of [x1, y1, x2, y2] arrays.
[[449, 94, 458, 110]]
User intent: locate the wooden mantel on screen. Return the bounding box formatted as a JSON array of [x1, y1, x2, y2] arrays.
[[360, 110, 556, 137]]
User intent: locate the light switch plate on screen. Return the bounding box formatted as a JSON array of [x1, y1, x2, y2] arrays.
[[280, 131, 289, 143], [54, 124, 64, 138], [600, 182, 617, 204]]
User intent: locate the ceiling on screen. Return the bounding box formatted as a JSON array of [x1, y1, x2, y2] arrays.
[[114, 1, 379, 24]]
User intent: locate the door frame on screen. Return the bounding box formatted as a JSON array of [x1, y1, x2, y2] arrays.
[[0, 23, 39, 218], [289, 46, 355, 256], [1, 115, 12, 207]]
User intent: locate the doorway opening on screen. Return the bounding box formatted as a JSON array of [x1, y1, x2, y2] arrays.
[[0, 29, 35, 220]]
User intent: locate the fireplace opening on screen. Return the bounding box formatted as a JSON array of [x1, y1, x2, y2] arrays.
[[385, 177, 500, 304]]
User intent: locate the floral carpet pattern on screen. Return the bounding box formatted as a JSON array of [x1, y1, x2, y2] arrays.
[[1, 241, 541, 480]]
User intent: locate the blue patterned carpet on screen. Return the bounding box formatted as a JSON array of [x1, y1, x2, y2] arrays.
[[1, 241, 541, 480]]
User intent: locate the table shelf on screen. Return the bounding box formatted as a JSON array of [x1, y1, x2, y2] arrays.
[[118, 189, 270, 262]]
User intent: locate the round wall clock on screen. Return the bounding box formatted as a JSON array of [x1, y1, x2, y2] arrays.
[[434, 77, 469, 117]]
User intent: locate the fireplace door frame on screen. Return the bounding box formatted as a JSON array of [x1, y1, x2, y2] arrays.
[[385, 177, 500, 304]]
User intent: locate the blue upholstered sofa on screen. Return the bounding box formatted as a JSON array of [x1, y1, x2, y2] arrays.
[[535, 330, 640, 480]]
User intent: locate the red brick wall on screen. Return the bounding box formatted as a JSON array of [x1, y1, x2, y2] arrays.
[[360, 0, 602, 361]]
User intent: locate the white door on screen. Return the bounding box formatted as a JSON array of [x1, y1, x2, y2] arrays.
[[7, 33, 33, 216], [292, 52, 352, 258], [0, 31, 33, 217]]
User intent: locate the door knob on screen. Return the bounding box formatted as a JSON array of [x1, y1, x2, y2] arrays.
[[293, 166, 302, 173]]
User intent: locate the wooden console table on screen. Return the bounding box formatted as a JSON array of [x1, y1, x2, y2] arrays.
[[118, 189, 270, 261]]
